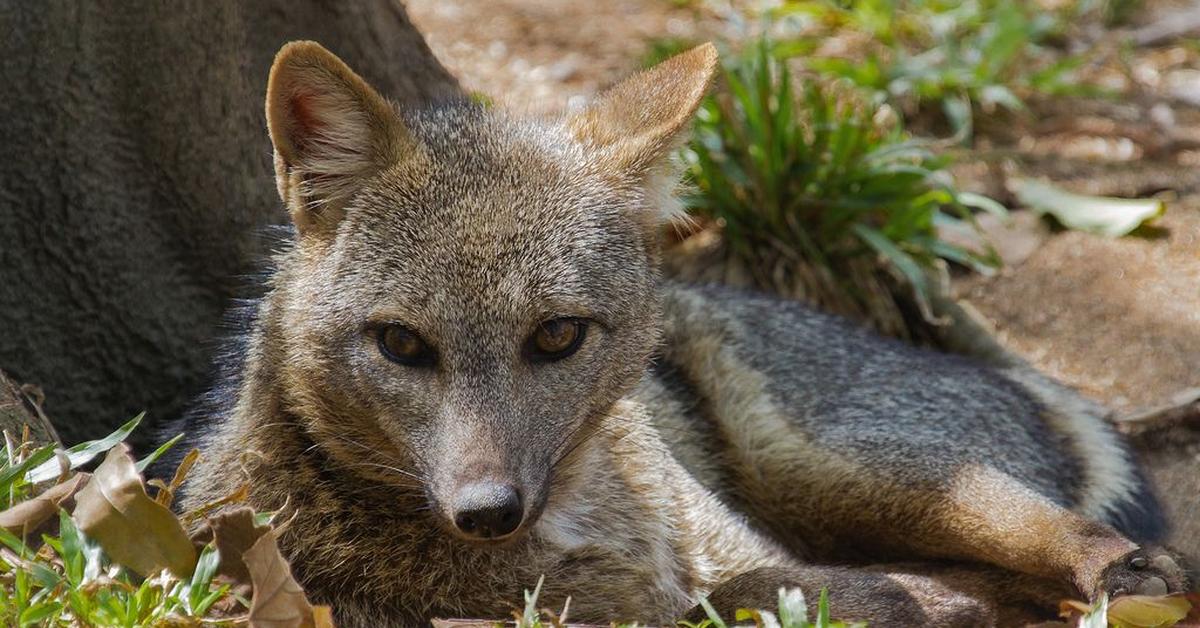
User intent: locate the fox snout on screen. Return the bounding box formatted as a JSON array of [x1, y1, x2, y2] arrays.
[[427, 430, 544, 544], [449, 481, 524, 540]]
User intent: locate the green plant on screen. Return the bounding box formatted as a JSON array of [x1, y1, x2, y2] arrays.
[[680, 39, 1001, 329], [0, 420, 244, 627], [782, 0, 1093, 138]]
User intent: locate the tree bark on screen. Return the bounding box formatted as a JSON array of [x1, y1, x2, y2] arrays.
[[0, 370, 61, 448], [0, 1, 460, 445]]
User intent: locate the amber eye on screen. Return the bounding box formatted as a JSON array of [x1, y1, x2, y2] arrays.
[[377, 325, 435, 367], [528, 318, 587, 362]]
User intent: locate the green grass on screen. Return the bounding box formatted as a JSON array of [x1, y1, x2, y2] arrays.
[[0, 423, 242, 627], [782, 0, 1097, 139], [678, 38, 1002, 327]]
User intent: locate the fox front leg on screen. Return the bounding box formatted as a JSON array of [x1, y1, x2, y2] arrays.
[[890, 464, 1191, 600], [748, 459, 1190, 602]]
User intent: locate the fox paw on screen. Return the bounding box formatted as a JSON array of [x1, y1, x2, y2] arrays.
[[1097, 547, 1192, 599]]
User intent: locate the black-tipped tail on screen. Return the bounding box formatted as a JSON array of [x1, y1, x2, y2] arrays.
[[1105, 466, 1169, 544]]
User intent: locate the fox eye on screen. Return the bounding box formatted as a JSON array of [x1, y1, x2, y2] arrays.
[[528, 318, 587, 362], [377, 325, 435, 367]]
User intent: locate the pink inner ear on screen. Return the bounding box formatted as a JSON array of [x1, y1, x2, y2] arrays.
[[288, 89, 325, 148]]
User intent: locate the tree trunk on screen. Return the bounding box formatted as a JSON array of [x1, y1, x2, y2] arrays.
[[0, 1, 460, 445], [0, 370, 61, 448]]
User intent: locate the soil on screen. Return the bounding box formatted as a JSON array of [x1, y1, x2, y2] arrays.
[[407, 0, 713, 112], [406, 0, 1200, 415]]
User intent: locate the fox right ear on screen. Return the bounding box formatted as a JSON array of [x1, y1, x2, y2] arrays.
[[567, 44, 717, 228], [266, 41, 410, 235], [567, 43, 718, 175]]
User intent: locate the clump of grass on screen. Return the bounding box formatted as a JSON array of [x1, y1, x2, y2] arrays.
[[677, 39, 1001, 337]]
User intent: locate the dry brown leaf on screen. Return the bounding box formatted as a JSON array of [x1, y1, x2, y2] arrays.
[[0, 473, 89, 537], [1061, 599, 1091, 615], [1060, 594, 1194, 628], [245, 528, 314, 628], [72, 443, 197, 577], [156, 448, 200, 508], [209, 507, 270, 584], [1107, 594, 1192, 627], [181, 482, 250, 526], [311, 606, 336, 628]]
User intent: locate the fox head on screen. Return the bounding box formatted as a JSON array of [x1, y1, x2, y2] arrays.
[[261, 41, 716, 543]]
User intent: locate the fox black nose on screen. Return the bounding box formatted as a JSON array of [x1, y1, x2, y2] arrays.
[[451, 482, 523, 539]]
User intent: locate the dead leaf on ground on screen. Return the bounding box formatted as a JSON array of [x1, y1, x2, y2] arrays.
[[1108, 594, 1192, 627], [1060, 594, 1193, 628], [1011, 178, 1165, 238], [0, 472, 89, 537], [72, 443, 197, 578], [312, 606, 336, 628], [154, 448, 200, 508], [245, 527, 315, 628], [180, 482, 250, 527], [209, 507, 270, 584]]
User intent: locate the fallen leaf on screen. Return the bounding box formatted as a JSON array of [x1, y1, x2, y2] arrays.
[[181, 483, 251, 527], [1060, 594, 1193, 628], [1010, 178, 1165, 238], [154, 448, 200, 508], [245, 528, 314, 628], [1107, 594, 1191, 628], [209, 507, 270, 583], [1060, 598, 1091, 618], [312, 606, 337, 628], [72, 444, 196, 577], [0, 473, 89, 537]]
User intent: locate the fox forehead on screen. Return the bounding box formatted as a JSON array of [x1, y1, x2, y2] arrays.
[[305, 105, 649, 317], [347, 104, 629, 238]]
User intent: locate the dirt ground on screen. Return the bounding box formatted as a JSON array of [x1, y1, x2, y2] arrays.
[[407, 0, 707, 112], [406, 0, 1200, 415]]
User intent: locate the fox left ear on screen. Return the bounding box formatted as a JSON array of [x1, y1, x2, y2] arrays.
[[567, 43, 717, 176], [266, 41, 413, 236]]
